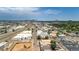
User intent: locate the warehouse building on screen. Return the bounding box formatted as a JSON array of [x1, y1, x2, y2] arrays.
[[13, 31, 32, 41]]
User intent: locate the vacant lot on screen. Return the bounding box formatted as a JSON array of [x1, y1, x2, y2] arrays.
[[12, 42, 32, 51]]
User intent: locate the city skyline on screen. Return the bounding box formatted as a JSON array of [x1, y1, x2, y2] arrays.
[[0, 7, 79, 21]]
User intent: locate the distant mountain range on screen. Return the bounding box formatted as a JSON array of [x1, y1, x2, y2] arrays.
[[0, 20, 79, 23]]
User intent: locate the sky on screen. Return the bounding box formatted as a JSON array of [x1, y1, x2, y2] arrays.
[[0, 7, 79, 21]]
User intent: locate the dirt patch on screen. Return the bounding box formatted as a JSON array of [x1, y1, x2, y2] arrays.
[[12, 42, 32, 51]]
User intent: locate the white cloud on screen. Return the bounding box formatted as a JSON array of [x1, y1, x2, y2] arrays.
[[0, 7, 62, 16], [0, 7, 64, 20], [0, 7, 11, 13], [0, 7, 40, 15], [9, 7, 39, 12], [45, 9, 62, 15], [0, 7, 39, 11]]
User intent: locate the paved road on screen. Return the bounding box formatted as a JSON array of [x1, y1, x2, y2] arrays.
[[32, 24, 37, 45], [0, 27, 26, 42], [31, 24, 40, 51]]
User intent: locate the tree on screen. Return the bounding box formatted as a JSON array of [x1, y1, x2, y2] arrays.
[[48, 29, 51, 34], [27, 28, 30, 30], [37, 35, 41, 40], [4, 29, 7, 33], [12, 29, 15, 32], [50, 40, 56, 50], [45, 36, 49, 39]]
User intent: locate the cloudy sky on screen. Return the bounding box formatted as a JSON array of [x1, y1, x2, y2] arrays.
[[0, 7, 79, 21]]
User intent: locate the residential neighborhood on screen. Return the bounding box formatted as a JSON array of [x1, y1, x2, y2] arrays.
[[0, 20, 79, 51]]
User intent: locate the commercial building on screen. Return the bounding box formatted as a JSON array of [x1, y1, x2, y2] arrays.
[[37, 30, 49, 39], [50, 31, 57, 38], [13, 31, 32, 40]]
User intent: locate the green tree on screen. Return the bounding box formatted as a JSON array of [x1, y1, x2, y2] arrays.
[[12, 29, 15, 32], [50, 40, 56, 50], [45, 36, 49, 39], [37, 35, 41, 40], [4, 29, 7, 33]]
